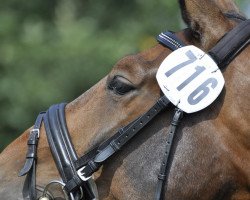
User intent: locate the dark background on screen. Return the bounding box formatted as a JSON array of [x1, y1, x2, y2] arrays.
[[0, 0, 249, 151]]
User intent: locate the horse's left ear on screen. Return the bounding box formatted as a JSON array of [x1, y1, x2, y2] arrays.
[[179, 0, 240, 50]]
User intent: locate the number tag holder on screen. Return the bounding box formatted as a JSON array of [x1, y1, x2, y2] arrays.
[[156, 45, 225, 113]]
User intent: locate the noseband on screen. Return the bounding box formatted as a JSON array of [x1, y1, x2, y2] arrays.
[[20, 18, 250, 200]]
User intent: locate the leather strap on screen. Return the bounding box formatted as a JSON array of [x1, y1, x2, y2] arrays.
[[73, 96, 170, 175], [19, 112, 45, 200], [209, 19, 250, 68], [74, 119, 144, 170], [157, 31, 186, 51], [95, 95, 170, 162], [44, 103, 95, 199], [44, 104, 78, 181], [155, 109, 183, 200], [22, 161, 37, 200]]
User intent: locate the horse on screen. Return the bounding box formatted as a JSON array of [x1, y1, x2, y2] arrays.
[[0, 0, 249, 199]]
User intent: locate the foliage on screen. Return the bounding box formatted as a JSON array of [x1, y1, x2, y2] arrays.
[[0, 0, 249, 151]]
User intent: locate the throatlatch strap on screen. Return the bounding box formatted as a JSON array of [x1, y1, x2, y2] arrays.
[[19, 112, 45, 200], [209, 19, 250, 68]]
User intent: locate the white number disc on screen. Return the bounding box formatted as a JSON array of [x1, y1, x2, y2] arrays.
[[156, 45, 225, 113]]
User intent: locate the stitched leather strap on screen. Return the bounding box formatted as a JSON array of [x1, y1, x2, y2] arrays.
[[73, 96, 170, 181], [155, 109, 183, 200], [95, 96, 170, 162], [209, 19, 250, 68], [65, 96, 171, 195], [44, 104, 78, 181], [74, 120, 142, 169], [157, 31, 186, 51], [44, 103, 95, 199]]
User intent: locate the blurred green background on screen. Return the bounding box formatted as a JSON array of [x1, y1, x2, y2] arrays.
[[0, 0, 249, 151]]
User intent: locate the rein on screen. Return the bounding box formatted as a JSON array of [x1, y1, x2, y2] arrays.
[[19, 18, 250, 200]]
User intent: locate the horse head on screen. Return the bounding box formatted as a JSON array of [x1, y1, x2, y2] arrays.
[[0, 0, 249, 199]]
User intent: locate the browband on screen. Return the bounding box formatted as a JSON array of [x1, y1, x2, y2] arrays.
[[157, 31, 186, 51]]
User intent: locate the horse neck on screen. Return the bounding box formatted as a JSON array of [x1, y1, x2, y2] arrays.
[[209, 45, 250, 191], [220, 46, 250, 140]]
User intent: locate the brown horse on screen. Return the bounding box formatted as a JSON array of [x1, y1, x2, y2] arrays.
[[0, 0, 249, 199]]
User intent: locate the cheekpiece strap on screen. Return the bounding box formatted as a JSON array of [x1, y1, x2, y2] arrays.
[[155, 109, 183, 200]]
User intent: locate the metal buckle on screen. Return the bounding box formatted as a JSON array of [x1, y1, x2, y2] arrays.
[[77, 166, 92, 181], [30, 128, 40, 138]]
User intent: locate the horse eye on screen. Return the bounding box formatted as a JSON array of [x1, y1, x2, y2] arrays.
[[108, 76, 135, 95]]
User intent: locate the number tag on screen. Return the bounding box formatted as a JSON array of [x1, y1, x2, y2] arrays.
[[156, 45, 225, 113]]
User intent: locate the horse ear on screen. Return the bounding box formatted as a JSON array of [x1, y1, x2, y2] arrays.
[[179, 0, 238, 50]]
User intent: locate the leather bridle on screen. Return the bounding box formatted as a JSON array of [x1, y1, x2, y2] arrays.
[[19, 17, 250, 200]]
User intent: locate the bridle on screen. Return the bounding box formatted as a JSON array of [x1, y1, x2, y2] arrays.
[[19, 16, 250, 200]]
